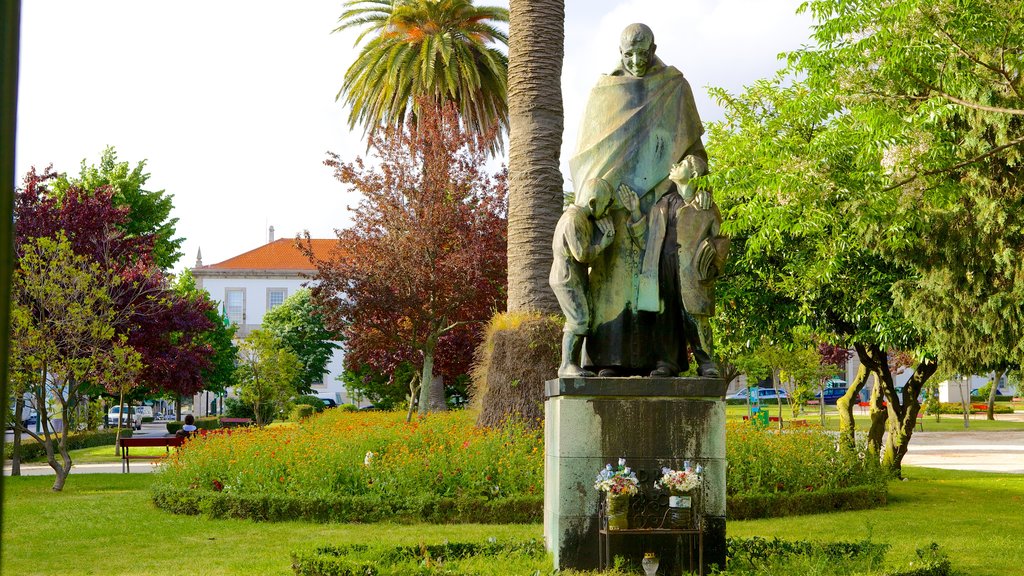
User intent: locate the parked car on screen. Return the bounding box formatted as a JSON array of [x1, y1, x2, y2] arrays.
[[819, 378, 848, 405], [726, 387, 788, 402], [135, 405, 154, 419], [106, 405, 141, 430]]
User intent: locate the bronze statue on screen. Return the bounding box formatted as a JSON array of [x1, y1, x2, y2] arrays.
[[556, 23, 728, 378]]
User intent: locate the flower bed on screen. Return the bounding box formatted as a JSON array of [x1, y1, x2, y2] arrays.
[[154, 412, 886, 523], [153, 410, 543, 522]]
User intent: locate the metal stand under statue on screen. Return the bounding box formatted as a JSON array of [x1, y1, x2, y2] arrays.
[[543, 377, 727, 574]]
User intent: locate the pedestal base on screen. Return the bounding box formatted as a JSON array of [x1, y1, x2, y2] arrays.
[[544, 377, 727, 574]]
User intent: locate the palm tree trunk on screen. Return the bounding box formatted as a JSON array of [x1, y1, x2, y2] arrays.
[[507, 0, 565, 313]]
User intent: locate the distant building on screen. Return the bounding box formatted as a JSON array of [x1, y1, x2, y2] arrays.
[[190, 234, 358, 414]]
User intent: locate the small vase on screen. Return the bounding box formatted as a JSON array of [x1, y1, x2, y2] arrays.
[[606, 493, 630, 530], [668, 494, 692, 529]]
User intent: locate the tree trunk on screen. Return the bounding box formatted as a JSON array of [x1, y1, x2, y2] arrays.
[[114, 390, 125, 457], [866, 374, 888, 462], [506, 0, 564, 313], [987, 369, 1004, 420], [417, 336, 438, 415], [175, 395, 182, 422], [880, 358, 937, 478], [836, 362, 869, 447], [405, 373, 421, 423], [11, 396, 24, 476]]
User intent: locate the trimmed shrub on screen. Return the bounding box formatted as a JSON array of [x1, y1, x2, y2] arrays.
[[291, 539, 547, 576], [141, 416, 155, 424], [151, 487, 542, 524], [195, 416, 221, 430], [471, 312, 560, 428], [929, 402, 1013, 415], [724, 537, 952, 576], [291, 405, 315, 422], [166, 421, 183, 435], [727, 484, 886, 520], [3, 429, 120, 460], [294, 395, 326, 413]]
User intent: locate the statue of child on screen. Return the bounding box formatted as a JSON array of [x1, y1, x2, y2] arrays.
[[549, 178, 616, 377]]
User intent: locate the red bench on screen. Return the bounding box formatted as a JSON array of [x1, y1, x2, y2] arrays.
[[120, 436, 185, 473]]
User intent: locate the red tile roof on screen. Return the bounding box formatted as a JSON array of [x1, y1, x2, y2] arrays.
[[202, 239, 337, 271]]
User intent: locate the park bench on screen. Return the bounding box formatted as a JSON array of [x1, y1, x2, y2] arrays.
[[219, 417, 252, 427], [120, 436, 185, 473]]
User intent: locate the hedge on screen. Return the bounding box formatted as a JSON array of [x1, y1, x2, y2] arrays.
[[725, 537, 951, 576], [167, 417, 222, 435], [928, 402, 1014, 415], [3, 429, 121, 460], [291, 540, 546, 576], [291, 405, 315, 422], [151, 487, 542, 524], [727, 483, 887, 520]]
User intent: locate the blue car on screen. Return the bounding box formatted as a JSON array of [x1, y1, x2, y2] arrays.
[[726, 387, 788, 402]]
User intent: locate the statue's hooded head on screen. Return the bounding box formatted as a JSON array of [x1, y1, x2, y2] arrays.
[[575, 178, 614, 218], [619, 23, 656, 77]]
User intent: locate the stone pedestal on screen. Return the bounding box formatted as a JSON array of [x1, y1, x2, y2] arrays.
[[544, 377, 727, 573]]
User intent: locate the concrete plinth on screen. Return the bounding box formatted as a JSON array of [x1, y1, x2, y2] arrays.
[[544, 377, 727, 573]]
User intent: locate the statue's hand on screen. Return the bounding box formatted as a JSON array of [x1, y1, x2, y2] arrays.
[[595, 216, 615, 238], [617, 184, 640, 218], [696, 189, 713, 211]]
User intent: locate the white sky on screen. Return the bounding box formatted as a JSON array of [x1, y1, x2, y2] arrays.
[[14, 0, 813, 274]]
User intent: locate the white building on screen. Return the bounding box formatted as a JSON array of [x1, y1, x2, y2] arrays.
[[189, 233, 357, 414]]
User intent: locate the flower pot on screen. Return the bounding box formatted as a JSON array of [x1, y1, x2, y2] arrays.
[[668, 494, 692, 529], [606, 493, 630, 530]]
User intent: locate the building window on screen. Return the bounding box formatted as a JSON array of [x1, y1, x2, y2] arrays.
[[225, 289, 245, 326], [267, 288, 287, 311]]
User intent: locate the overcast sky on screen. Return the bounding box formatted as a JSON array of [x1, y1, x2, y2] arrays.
[[14, 0, 813, 275]]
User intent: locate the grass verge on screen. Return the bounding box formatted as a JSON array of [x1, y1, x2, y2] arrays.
[[3, 467, 1022, 575]]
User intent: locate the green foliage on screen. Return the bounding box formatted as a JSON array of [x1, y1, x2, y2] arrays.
[[725, 421, 888, 497], [234, 330, 302, 426], [291, 405, 315, 421], [151, 487, 541, 524], [726, 536, 888, 574], [52, 146, 183, 270], [727, 484, 887, 521], [223, 396, 275, 425], [3, 429, 120, 461], [341, 361, 417, 410], [290, 540, 546, 576], [261, 288, 339, 394], [166, 421, 183, 435], [294, 395, 327, 413], [336, 0, 509, 153]]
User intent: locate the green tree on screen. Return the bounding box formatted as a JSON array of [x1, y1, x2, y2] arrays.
[[8, 235, 142, 491], [52, 147, 183, 270], [262, 288, 340, 394], [234, 330, 302, 427], [336, 0, 509, 151]]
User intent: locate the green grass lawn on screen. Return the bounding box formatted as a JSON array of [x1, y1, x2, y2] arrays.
[[3, 467, 1022, 575]]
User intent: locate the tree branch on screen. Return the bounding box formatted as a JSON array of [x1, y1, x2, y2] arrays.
[[883, 134, 1024, 191], [903, 67, 1024, 116], [923, 11, 1020, 99]]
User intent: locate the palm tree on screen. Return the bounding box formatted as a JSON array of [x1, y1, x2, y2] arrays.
[[336, 0, 509, 152], [506, 0, 564, 313]]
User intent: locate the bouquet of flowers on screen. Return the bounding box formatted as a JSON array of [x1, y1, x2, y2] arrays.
[[655, 461, 703, 494], [594, 458, 640, 495]]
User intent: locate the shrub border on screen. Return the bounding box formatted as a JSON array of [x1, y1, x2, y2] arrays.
[[727, 483, 887, 520], [151, 487, 543, 524], [153, 482, 886, 524], [3, 429, 121, 461]]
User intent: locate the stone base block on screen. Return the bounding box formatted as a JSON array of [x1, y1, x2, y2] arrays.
[[544, 377, 727, 574]]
